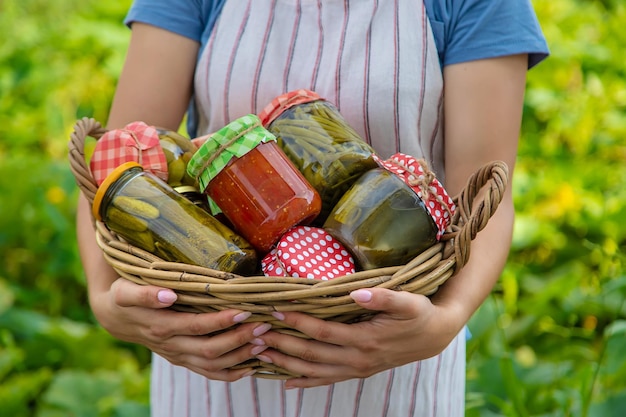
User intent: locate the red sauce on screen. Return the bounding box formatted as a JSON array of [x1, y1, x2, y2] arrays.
[[206, 141, 321, 253]]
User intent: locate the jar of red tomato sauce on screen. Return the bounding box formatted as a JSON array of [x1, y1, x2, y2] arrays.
[[187, 114, 322, 253]]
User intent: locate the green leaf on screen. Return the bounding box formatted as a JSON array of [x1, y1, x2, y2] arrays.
[[0, 279, 14, 315], [38, 370, 122, 417], [603, 320, 626, 339], [0, 368, 53, 417], [588, 394, 626, 417]]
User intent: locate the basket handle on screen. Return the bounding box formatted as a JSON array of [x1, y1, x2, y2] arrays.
[[444, 161, 509, 272], [68, 117, 107, 207]]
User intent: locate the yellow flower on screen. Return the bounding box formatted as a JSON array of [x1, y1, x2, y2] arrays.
[[46, 186, 66, 205]]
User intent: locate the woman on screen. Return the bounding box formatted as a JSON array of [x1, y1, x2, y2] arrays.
[[77, 1, 549, 415]]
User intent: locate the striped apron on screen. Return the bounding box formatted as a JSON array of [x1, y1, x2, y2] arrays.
[[151, 1, 465, 415]]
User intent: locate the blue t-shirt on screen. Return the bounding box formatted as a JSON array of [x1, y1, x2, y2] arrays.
[[125, 0, 549, 69], [125, 0, 549, 136]]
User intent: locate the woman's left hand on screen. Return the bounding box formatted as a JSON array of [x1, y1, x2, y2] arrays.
[[255, 287, 465, 388]]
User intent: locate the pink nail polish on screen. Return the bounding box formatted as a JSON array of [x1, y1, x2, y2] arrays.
[[157, 290, 177, 304], [253, 323, 272, 337], [256, 354, 273, 364], [251, 338, 265, 346], [233, 311, 252, 323], [271, 311, 285, 320], [251, 345, 268, 355], [350, 289, 372, 303]]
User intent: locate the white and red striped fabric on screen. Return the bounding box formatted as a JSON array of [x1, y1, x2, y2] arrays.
[[151, 331, 465, 417], [194, 0, 445, 178], [152, 0, 464, 416]]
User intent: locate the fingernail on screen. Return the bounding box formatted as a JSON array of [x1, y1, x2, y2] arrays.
[[242, 369, 256, 378], [251, 338, 265, 346], [350, 289, 372, 303], [157, 290, 177, 304], [251, 345, 268, 355], [233, 312, 252, 323], [256, 354, 273, 364], [272, 311, 285, 320], [253, 323, 272, 337]]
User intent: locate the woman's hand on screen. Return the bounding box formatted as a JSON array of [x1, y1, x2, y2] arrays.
[[92, 278, 271, 381], [78, 192, 269, 382], [254, 287, 465, 388]]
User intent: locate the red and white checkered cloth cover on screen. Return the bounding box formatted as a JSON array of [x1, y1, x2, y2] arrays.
[[261, 226, 356, 280], [257, 89, 321, 126], [90, 121, 168, 186]]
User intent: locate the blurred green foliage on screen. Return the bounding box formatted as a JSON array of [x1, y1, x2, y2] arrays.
[[466, 1, 626, 416], [0, 1, 150, 416], [0, 0, 624, 416]]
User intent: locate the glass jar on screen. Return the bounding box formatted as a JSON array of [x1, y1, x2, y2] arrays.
[[259, 89, 378, 225], [92, 162, 258, 275], [187, 114, 322, 254], [173, 185, 211, 213], [155, 127, 198, 187], [323, 154, 455, 270]]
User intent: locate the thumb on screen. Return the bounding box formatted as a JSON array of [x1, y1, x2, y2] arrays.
[[112, 278, 178, 309], [350, 288, 427, 319]]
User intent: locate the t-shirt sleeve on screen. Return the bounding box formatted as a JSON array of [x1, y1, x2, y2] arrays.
[[426, 0, 549, 69], [124, 0, 207, 42]]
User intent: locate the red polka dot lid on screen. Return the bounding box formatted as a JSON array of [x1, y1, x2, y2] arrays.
[[261, 226, 356, 280], [373, 153, 456, 239]]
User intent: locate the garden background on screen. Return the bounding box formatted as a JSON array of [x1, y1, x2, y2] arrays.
[[1, 0, 625, 416]]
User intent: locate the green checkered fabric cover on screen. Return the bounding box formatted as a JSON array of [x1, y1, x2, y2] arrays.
[[187, 114, 277, 214], [187, 114, 276, 190]]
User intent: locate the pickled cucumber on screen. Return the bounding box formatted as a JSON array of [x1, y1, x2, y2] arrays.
[[112, 196, 160, 219]]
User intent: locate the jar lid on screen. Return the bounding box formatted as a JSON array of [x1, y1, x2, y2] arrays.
[[89, 121, 168, 186], [261, 226, 356, 280], [258, 89, 322, 126], [92, 161, 143, 221], [186, 114, 276, 193], [173, 185, 200, 194], [373, 153, 456, 239]]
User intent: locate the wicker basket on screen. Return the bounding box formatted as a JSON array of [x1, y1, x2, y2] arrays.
[[68, 117, 508, 378]]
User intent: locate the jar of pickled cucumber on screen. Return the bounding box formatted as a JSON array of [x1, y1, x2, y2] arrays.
[[155, 128, 198, 187], [187, 114, 322, 254], [92, 161, 258, 275], [258, 89, 378, 225], [323, 153, 456, 270]]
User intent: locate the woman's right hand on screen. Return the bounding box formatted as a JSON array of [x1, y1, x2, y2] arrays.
[[78, 194, 268, 381], [95, 278, 269, 381]]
